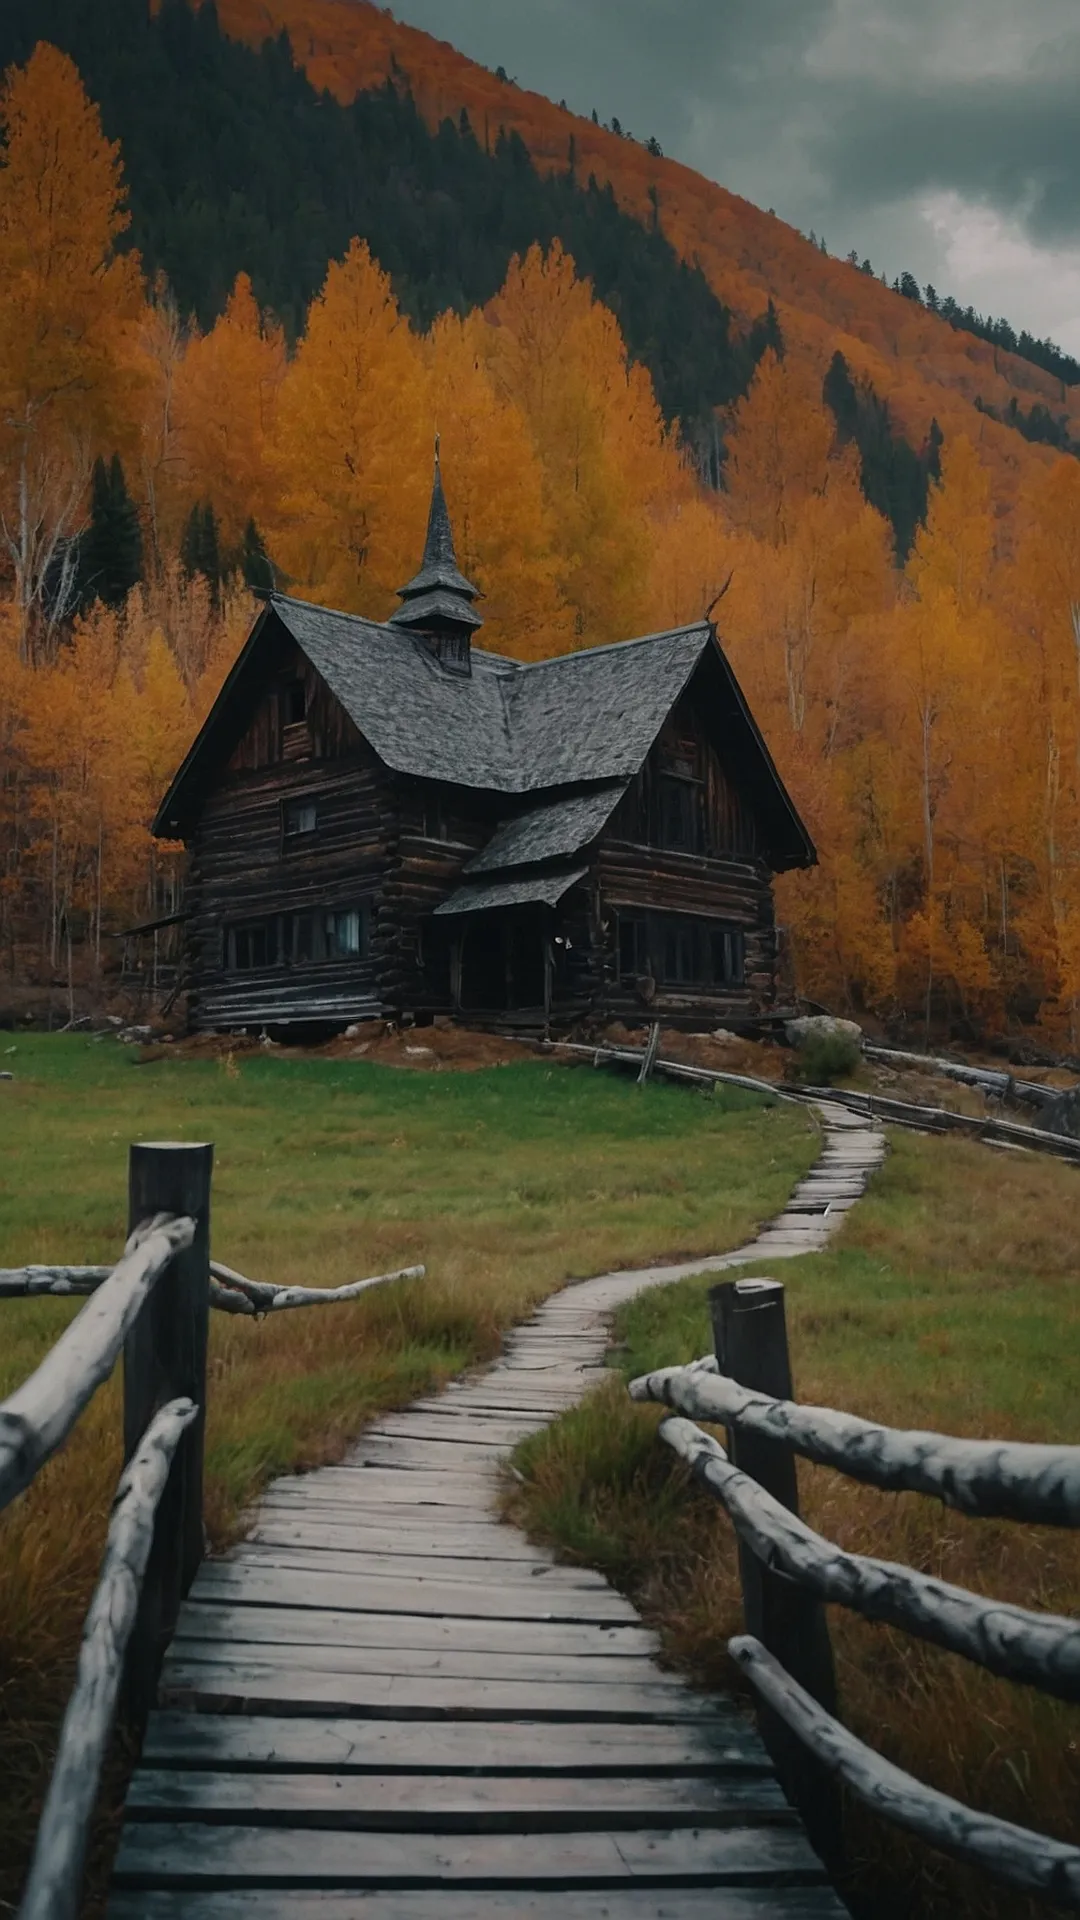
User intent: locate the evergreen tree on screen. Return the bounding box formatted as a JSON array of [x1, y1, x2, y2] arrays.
[[822, 351, 859, 442], [747, 298, 784, 365], [181, 499, 222, 598], [899, 271, 922, 302], [240, 517, 275, 593], [78, 453, 143, 610]]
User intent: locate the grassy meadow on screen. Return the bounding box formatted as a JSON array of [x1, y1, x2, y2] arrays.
[[0, 1033, 815, 1912], [508, 1126, 1080, 1920]]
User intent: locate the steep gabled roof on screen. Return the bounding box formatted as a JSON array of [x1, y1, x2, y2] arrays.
[[154, 594, 815, 871]]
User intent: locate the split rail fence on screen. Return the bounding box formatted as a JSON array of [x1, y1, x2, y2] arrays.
[[631, 1275, 1080, 1910], [0, 1143, 422, 1920]]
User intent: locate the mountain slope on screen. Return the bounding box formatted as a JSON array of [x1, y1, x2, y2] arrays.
[[217, 0, 1074, 514]]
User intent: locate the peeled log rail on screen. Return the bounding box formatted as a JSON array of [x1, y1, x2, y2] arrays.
[[632, 1361, 1080, 1527], [552, 1036, 1080, 1163], [730, 1636, 1080, 1909], [0, 1260, 424, 1315], [212, 1260, 425, 1311], [0, 1265, 257, 1317], [17, 1397, 197, 1920], [862, 1044, 1056, 1109], [656, 1418, 1080, 1703], [0, 1215, 194, 1514]]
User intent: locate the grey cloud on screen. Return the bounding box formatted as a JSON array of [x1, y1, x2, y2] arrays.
[[388, 0, 1080, 339]]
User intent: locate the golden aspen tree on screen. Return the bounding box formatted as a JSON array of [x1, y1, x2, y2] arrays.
[[424, 313, 573, 658], [723, 349, 835, 548], [481, 242, 686, 645], [271, 240, 429, 614], [0, 45, 145, 658], [173, 273, 286, 552]]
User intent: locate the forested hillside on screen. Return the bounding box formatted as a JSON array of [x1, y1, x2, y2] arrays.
[[2, 6, 1080, 1047]]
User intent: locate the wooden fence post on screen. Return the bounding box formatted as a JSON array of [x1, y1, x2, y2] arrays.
[[122, 1141, 213, 1728], [709, 1276, 842, 1866]]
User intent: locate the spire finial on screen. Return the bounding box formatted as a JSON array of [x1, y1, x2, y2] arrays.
[[388, 453, 483, 663]]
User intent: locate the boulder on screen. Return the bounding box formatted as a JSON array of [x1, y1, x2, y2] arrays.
[[785, 1014, 863, 1050]]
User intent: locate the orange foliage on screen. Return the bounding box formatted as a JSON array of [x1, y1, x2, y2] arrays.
[[0, 44, 145, 655], [173, 273, 286, 550], [7, 28, 1080, 1042]]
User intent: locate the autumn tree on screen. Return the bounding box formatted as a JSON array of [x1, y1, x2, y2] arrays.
[[173, 272, 285, 554], [271, 240, 430, 615], [0, 44, 145, 658]]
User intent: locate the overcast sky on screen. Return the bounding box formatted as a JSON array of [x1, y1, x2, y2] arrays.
[[386, 0, 1080, 353]]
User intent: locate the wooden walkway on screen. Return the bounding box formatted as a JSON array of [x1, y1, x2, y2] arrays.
[[109, 1105, 883, 1918]]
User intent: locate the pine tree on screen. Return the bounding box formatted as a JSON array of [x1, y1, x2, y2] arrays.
[[240, 518, 275, 593], [181, 500, 222, 598], [747, 298, 784, 366], [822, 352, 860, 444], [78, 453, 143, 610]]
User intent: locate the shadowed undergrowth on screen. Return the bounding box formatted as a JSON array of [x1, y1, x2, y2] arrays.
[[506, 1128, 1080, 1920], [0, 1035, 815, 1913]]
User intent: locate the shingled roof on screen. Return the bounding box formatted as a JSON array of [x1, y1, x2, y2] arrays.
[[154, 595, 814, 871], [464, 785, 628, 876]]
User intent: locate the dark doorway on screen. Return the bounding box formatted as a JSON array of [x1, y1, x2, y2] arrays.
[[459, 910, 546, 1012]]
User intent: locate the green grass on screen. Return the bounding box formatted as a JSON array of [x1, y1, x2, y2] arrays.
[[508, 1128, 1080, 1920], [0, 1034, 815, 1914]]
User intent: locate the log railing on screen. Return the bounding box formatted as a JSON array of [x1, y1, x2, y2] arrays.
[[2, 1143, 424, 1920], [630, 1276, 1080, 1908]]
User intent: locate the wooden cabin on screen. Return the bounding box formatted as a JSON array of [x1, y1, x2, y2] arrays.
[[155, 460, 815, 1034]]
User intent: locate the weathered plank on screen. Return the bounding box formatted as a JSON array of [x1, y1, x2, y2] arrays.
[[164, 1640, 668, 1686], [109, 1886, 849, 1918], [125, 1769, 791, 1829], [219, 1543, 616, 1588], [140, 1712, 767, 1775], [191, 1563, 639, 1622], [111, 1822, 831, 1889], [160, 1664, 723, 1722], [174, 1604, 658, 1660], [243, 1520, 551, 1559]]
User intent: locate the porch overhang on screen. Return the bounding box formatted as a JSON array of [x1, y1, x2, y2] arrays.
[[434, 867, 588, 917]]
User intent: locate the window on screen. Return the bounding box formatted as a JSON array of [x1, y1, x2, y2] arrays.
[[225, 902, 371, 971], [228, 920, 275, 970], [282, 680, 307, 725], [710, 925, 745, 987], [656, 775, 703, 853], [616, 911, 745, 988], [282, 799, 317, 842], [325, 907, 364, 958]]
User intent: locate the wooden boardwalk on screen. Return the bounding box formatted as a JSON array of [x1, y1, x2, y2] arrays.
[[109, 1106, 883, 1918]]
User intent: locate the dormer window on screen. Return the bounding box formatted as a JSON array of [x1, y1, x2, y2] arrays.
[[282, 798, 317, 843]]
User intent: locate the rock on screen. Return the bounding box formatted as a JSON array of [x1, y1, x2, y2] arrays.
[[344, 1023, 362, 1039], [117, 1023, 153, 1044], [711, 1028, 740, 1044], [1036, 1086, 1080, 1140], [785, 1015, 863, 1049]]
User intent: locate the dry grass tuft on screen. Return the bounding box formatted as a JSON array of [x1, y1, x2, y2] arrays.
[[507, 1127, 1080, 1920]]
